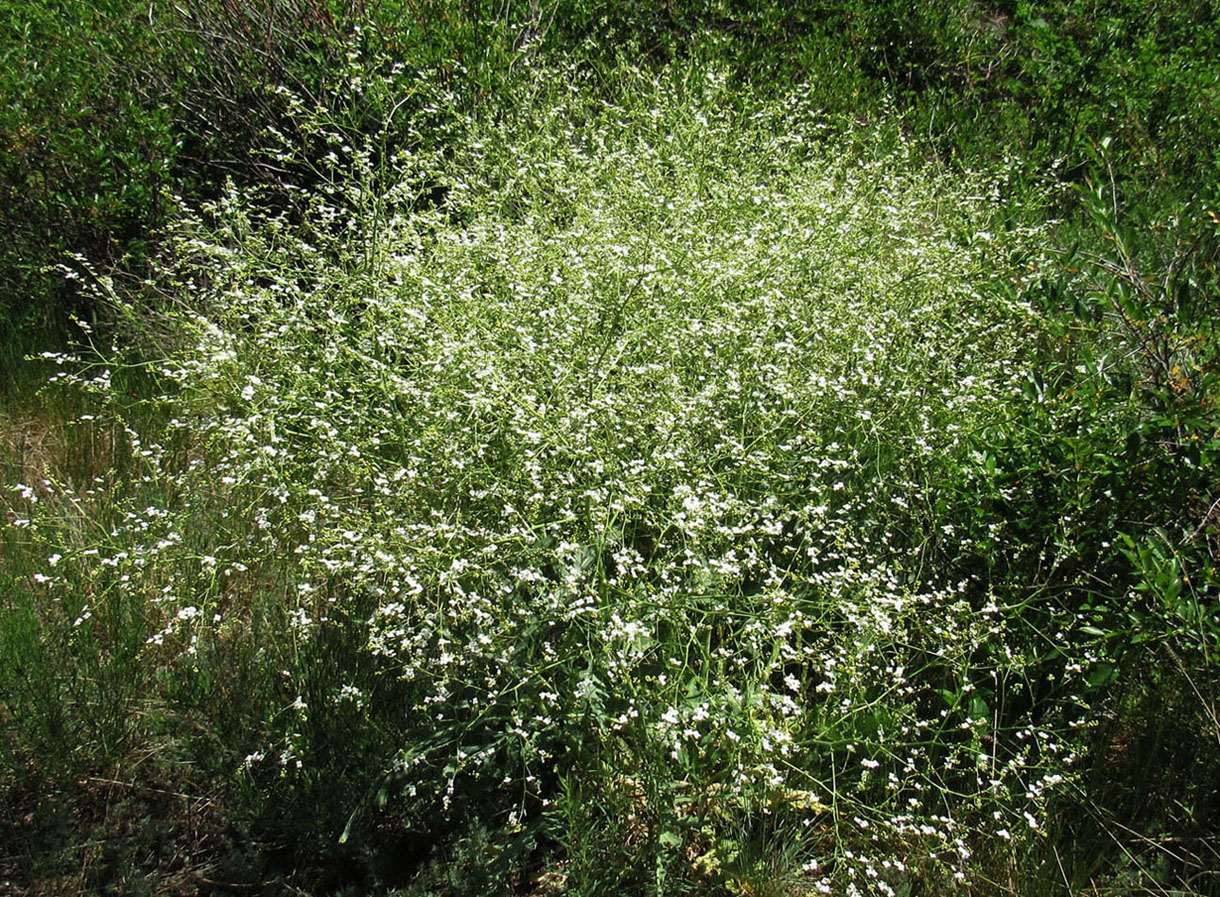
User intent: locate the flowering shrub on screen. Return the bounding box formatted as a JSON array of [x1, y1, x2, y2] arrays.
[[10, 61, 1087, 893]]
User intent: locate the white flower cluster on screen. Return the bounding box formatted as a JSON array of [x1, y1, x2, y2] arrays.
[[12, 61, 1080, 891]]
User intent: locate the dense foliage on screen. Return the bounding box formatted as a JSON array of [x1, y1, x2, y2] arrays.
[[1, 2, 1218, 895]]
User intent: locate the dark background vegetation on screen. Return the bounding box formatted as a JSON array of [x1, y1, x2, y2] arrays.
[[2, 1, 1218, 893]]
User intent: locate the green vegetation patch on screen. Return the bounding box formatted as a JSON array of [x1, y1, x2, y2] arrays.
[[5, 62, 1087, 893]]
